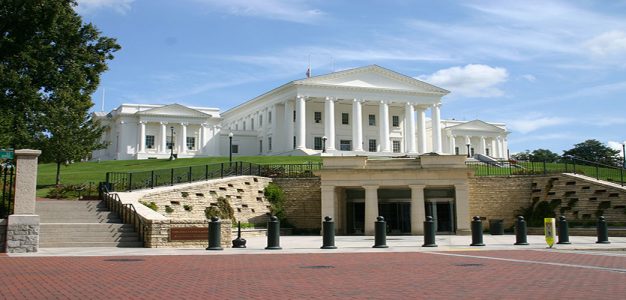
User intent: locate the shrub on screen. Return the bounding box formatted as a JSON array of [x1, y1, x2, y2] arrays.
[[204, 197, 235, 221], [165, 205, 174, 213], [264, 182, 287, 223], [140, 201, 158, 211], [516, 199, 560, 227], [183, 204, 193, 211], [46, 183, 98, 199]]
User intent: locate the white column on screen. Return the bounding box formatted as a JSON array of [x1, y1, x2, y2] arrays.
[[416, 106, 427, 154], [270, 104, 278, 153], [295, 96, 306, 150], [495, 136, 501, 158], [321, 185, 336, 233], [284, 100, 294, 151], [449, 135, 456, 154], [352, 99, 363, 151], [364, 185, 379, 235], [405, 103, 416, 153], [465, 136, 471, 156], [409, 185, 426, 235], [503, 137, 509, 159], [138, 121, 146, 153], [324, 97, 336, 151], [379, 101, 390, 152], [431, 103, 442, 153], [480, 136, 486, 155], [160, 122, 167, 153], [180, 123, 187, 154]]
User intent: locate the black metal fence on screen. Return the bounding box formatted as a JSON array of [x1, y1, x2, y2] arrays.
[[105, 161, 322, 192], [467, 156, 625, 186], [1, 160, 15, 219]]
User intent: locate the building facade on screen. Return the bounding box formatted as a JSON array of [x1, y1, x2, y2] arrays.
[[93, 65, 509, 160]]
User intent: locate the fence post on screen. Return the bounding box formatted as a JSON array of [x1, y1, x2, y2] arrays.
[[543, 160, 547, 175], [205, 165, 209, 180], [220, 163, 224, 178], [621, 167, 624, 187], [170, 168, 174, 186], [128, 173, 132, 192], [106, 172, 110, 186], [595, 165, 599, 180], [249, 162, 252, 175], [188, 166, 192, 182], [573, 159, 576, 174], [150, 171, 154, 189]]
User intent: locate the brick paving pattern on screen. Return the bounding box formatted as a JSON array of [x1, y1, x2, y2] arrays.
[[1, 250, 625, 299]]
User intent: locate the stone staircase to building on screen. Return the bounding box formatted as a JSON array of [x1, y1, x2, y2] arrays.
[[36, 200, 143, 248]]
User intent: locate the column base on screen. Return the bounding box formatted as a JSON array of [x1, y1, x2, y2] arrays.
[[6, 214, 40, 253]]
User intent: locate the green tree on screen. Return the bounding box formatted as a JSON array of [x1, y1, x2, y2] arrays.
[[0, 0, 120, 184], [563, 139, 620, 166], [530, 149, 560, 162], [511, 150, 531, 161]]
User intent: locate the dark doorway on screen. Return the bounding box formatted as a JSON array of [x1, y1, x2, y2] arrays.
[[378, 203, 411, 234], [346, 202, 365, 235], [425, 201, 455, 234]]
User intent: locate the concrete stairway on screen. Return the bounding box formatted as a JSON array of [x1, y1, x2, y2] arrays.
[[36, 200, 143, 248]]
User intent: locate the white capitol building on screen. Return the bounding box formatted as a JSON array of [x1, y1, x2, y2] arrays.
[[92, 65, 509, 161]]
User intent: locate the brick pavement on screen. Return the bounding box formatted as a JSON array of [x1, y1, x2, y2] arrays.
[[0, 250, 625, 299]]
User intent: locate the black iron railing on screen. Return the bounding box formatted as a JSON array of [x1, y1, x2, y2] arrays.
[[1, 160, 15, 219], [105, 161, 322, 192], [102, 187, 146, 246], [467, 156, 625, 186]]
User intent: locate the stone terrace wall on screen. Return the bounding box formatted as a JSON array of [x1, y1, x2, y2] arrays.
[[144, 219, 232, 248], [0, 219, 6, 252], [273, 178, 321, 231], [468, 176, 534, 229]]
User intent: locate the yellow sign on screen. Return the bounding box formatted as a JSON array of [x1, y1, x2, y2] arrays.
[[544, 218, 556, 248]]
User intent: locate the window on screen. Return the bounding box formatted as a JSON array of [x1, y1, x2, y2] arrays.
[[455, 147, 459, 155], [145, 135, 155, 149], [293, 110, 296, 122], [392, 115, 399, 127], [392, 140, 401, 153], [232, 144, 239, 154], [243, 121, 246, 131], [166, 136, 174, 150], [314, 112, 322, 123], [259, 115, 263, 127], [341, 113, 349, 125], [268, 111, 272, 123], [368, 139, 377, 152], [471, 148, 475, 156], [186, 137, 196, 150], [235, 124, 239, 130], [268, 137, 272, 151], [293, 136, 296, 149], [251, 118, 254, 130], [368, 114, 376, 126], [486, 148, 490, 156], [314, 137, 323, 150], [259, 140, 263, 153], [340, 140, 352, 151]]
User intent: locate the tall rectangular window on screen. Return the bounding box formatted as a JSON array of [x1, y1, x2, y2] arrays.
[[232, 144, 239, 154], [368, 139, 377, 152], [368, 114, 376, 126], [293, 136, 296, 149], [341, 113, 349, 125], [314, 112, 322, 123], [243, 121, 246, 131], [455, 147, 459, 155], [145, 135, 155, 149], [268, 137, 272, 151], [166, 136, 174, 149], [251, 118, 254, 130], [259, 140, 263, 153], [259, 115, 263, 127], [268, 111, 272, 123], [314, 137, 323, 150], [186, 137, 196, 150], [392, 140, 401, 153], [485, 148, 490, 156], [392, 115, 400, 127], [340, 140, 352, 151], [293, 110, 296, 122]]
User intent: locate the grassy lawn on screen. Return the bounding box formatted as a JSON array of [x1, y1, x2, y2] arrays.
[[37, 156, 321, 197], [470, 161, 625, 184]]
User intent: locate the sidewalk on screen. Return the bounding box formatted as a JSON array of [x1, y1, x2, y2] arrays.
[[9, 234, 626, 257]]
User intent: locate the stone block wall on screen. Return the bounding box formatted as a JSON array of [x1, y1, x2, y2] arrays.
[[4, 215, 39, 253], [144, 218, 232, 248], [468, 176, 534, 229], [0, 219, 6, 252], [273, 178, 321, 230], [140, 176, 273, 226]]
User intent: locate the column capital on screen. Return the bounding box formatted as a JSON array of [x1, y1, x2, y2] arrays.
[[296, 95, 308, 100], [415, 105, 428, 112], [180, 122, 188, 126], [353, 98, 363, 103], [408, 184, 425, 190], [363, 185, 379, 190], [325, 96, 335, 101], [433, 103, 442, 108], [138, 120, 147, 125], [160, 121, 168, 125]]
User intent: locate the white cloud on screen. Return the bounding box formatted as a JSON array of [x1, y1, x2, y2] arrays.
[[191, 0, 324, 23], [584, 31, 626, 64], [522, 74, 536, 82], [76, 0, 134, 14], [508, 114, 571, 134], [608, 141, 625, 157], [418, 64, 508, 97]]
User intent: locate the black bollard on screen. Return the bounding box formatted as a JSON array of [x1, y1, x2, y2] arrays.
[[596, 216, 610, 244], [514, 216, 529, 245], [557, 216, 571, 245], [422, 216, 437, 247], [321, 216, 337, 249], [470, 216, 485, 246], [265, 215, 282, 250], [373, 216, 389, 248], [232, 221, 247, 248], [206, 216, 223, 250]]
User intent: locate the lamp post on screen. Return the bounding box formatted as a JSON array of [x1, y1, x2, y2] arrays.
[[322, 136, 327, 153], [622, 142, 625, 169], [466, 143, 471, 158], [169, 126, 175, 161], [228, 132, 233, 164]]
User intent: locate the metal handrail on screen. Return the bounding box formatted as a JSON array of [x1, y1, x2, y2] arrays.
[[102, 186, 146, 246]]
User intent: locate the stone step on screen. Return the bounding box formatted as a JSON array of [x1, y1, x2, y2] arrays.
[[40, 223, 136, 232], [40, 235, 140, 243], [39, 218, 123, 223], [39, 241, 144, 248]]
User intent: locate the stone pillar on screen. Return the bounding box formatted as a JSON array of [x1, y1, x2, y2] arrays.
[[270, 104, 278, 153], [363, 185, 379, 235], [180, 123, 187, 154], [7, 149, 42, 253], [284, 100, 294, 151], [321, 185, 336, 233], [495, 136, 501, 159], [295, 96, 306, 150], [416, 106, 427, 154], [160, 122, 167, 154], [449, 135, 456, 154], [480, 136, 486, 155], [431, 103, 442, 153], [409, 185, 426, 235], [464, 136, 471, 156], [379, 101, 390, 152], [352, 99, 363, 152], [324, 97, 336, 151], [138, 121, 146, 153], [405, 103, 416, 154], [454, 184, 471, 235]]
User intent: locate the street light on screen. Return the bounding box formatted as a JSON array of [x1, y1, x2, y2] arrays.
[[622, 142, 625, 169], [466, 143, 471, 158], [228, 132, 234, 164], [322, 136, 327, 153], [169, 126, 175, 161]]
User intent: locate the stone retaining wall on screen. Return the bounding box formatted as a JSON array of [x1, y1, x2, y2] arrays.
[[273, 178, 321, 230], [468, 176, 534, 230], [144, 218, 232, 248]]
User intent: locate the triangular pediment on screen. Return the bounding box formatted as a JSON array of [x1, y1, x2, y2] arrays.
[[137, 104, 211, 118], [447, 120, 505, 133], [295, 65, 449, 94]]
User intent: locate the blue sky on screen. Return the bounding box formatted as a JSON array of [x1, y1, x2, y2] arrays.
[[76, 0, 626, 155]]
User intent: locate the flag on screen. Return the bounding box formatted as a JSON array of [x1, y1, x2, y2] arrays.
[[306, 67, 311, 78]]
